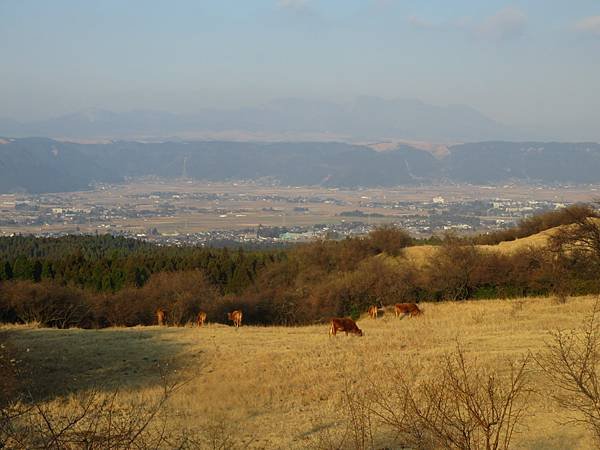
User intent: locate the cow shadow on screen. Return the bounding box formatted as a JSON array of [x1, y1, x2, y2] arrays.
[[5, 327, 197, 402]]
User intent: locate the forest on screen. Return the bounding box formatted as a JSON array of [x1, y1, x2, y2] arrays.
[[1, 205, 599, 328]]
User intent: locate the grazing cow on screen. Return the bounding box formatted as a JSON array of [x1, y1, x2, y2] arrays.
[[329, 318, 363, 337], [156, 308, 166, 326], [227, 310, 243, 328], [197, 311, 207, 327], [368, 305, 378, 319], [394, 303, 423, 318]]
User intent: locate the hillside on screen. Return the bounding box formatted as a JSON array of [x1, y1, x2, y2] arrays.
[[403, 225, 555, 266], [0, 138, 438, 193], [1, 214, 596, 329], [2, 138, 600, 193], [3, 296, 597, 449]]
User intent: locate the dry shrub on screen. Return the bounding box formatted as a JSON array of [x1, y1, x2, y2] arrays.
[[426, 242, 482, 301], [309, 380, 376, 450], [183, 414, 254, 449], [0, 332, 30, 447], [142, 270, 218, 326], [537, 299, 600, 443], [0, 351, 190, 449], [317, 346, 532, 450], [509, 299, 525, 318], [0, 336, 252, 449], [553, 292, 568, 305], [365, 225, 412, 257], [0, 333, 20, 408], [2, 281, 90, 328], [94, 270, 219, 327], [374, 348, 532, 450]]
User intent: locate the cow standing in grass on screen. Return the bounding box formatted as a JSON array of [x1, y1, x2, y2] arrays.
[[329, 318, 363, 337], [368, 305, 379, 319], [197, 311, 207, 327], [228, 310, 243, 328], [156, 308, 166, 326], [395, 303, 423, 318]]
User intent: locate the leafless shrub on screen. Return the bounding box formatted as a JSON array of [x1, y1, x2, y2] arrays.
[[0, 353, 190, 449], [319, 346, 532, 450], [375, 347, 532, 450], [536, 299, 600, 443], [549, 205, 600, 265], [3, 281, 90, 328], [470, 309, 487, 325], [553, 292, 568, 305], [426, 242, 481, 301], [510, 300, 525, 318], [309, 380, 376, 450], [183, 414, 254, 450]]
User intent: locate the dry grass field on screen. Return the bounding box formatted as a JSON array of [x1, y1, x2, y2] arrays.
[[3, 295, 600, 449]]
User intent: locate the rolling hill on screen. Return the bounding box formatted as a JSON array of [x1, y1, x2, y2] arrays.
[[403, 225, 558, 267], [3, 295, 597, 448]]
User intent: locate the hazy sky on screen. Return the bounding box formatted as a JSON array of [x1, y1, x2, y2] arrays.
[[1, 0, 599, 139]]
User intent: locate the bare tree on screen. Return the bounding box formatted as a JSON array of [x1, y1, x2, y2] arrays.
[[549, 203, 600, 268], [372, 347, 532, 450], [0, 350, 193, 450], [537, 299, 600, 443], [314, 345, 532, 450]]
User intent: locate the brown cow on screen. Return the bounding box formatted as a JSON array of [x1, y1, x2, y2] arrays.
[[197, 311, 207, 327], [394, 303, 423, 318], [227, 310, 243, 328], [156, 307, 166, 326], [368, 305, 378, 319], [329, 318, 363, 337]]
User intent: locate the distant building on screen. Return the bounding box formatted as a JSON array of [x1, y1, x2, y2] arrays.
[[432, 196, 445, 204]]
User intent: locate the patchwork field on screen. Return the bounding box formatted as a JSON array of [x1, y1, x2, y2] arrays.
[[2, 180, 597, 236], [3, 295, 600, 449]]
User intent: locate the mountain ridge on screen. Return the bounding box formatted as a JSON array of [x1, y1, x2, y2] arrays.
[[1, 138, 600, 193], [0, 97, 519, 142]]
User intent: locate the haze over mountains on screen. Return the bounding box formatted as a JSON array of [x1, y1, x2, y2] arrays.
[[0, 97, 518, 142], [1, 138, 600, 194]]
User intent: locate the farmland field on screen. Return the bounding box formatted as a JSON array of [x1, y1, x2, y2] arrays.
[[3, 295, 599, 449], [2, 180, 598, 236]]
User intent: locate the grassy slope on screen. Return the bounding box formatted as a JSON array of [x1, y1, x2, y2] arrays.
[[404, 227, 555, 266], [4, 295, 599, 449]]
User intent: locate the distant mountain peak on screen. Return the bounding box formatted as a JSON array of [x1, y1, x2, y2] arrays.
[[0, 97, 518, 141]]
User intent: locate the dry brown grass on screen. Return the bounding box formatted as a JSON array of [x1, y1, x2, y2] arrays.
[[3, 296, 600, 448], [404, 228, 555, 267]]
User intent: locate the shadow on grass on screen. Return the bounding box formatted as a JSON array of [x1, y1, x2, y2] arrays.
[[4, 327, 197, 402]]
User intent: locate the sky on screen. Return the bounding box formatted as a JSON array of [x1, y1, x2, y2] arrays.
[[0, 0, 599, 140]]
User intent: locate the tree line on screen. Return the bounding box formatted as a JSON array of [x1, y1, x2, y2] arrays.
[[1, 205, 599, 328]]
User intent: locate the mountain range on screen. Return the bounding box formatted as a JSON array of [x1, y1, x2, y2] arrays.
[[1, 138, 600, 193], [0, 97, 519, 142]]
